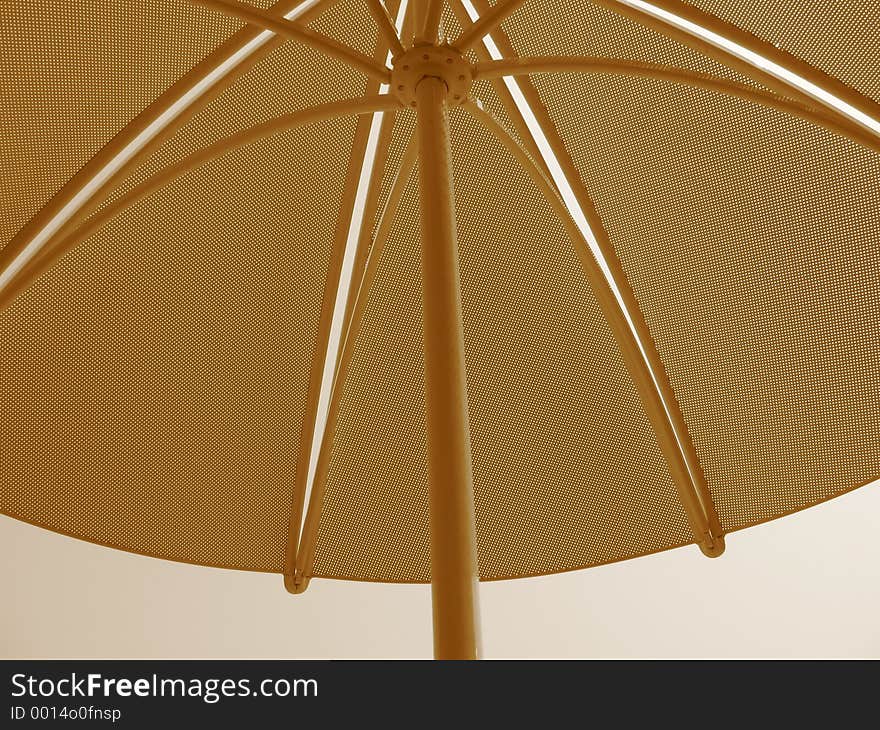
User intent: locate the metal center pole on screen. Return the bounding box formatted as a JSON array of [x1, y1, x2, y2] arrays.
[[414, 75, 481, 660]]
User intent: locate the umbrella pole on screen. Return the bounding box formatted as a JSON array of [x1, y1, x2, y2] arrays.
[[415, 75, 481, 660]]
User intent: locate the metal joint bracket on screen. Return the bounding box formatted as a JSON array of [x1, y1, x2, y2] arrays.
[[284, 569, 311, 594], [391, 44, 473, 107], [700, 531, 725, 558]]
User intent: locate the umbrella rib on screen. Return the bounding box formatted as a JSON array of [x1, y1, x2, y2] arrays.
[[0, 0, 338, 309], [589, 0, 880, 141], [284, 0, 411, 592], [336, 109, 401, 379], [454, 0, 724, 554], [341, 0, 413, 346], [415, 0, 446, 44], [447, 1, 552, 179], [335, 133, 418, 392], [465, 99, 724, 555], [190, 0, 391, 81], [293, 133, 419, 587], [473, 57, 880, 155], [453, 0, 531, 51], [400, 0, 418, 46], [0, 95, 400, 314], [363, 0, 406, 58], [284, 110, 380, 593]]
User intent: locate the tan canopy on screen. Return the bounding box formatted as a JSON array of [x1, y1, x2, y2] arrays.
[[1, 1, 877, 596]]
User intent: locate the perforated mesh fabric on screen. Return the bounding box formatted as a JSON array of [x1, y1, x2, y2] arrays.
[[0, 0, 383, 571], [0, 116, 357, 571], [0, 0, 243, 248], [479, 0, 765, 89], [691, 0, 880, 104], [311, 108, 694, 582], [101, 0, 377, 204], [2, 0, 879, 583], [311, 0, 383, 57], [526, 70, 880, 531]]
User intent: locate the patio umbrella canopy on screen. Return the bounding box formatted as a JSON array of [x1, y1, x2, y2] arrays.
[[1, 0, 878, 658]]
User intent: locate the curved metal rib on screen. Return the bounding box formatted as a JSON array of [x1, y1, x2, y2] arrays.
[[191, 0, 391, 81], [589, 0, 880, 140], [293, 133, 419, 589], [416, 0, 446, 44], [466, 100, 724, 557], [447, 1, 553, 180], [453, 0, 723, 555], [364, 0, 405, 58], [0, 0, 337, 305], [454, 0, 530, 51], [0, 95, 400, 313], [284, 108, 386, 594], [283, 0, 408, 594], [473, 57, 880, 155], [335, 138, 418, 389]]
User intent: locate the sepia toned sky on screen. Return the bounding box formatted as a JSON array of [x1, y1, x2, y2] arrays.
[[2, 478, 878, 659]]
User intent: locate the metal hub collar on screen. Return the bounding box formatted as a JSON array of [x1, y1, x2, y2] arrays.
[[390, 44, 473, 108]]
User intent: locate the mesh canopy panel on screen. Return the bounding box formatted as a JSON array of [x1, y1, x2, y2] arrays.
[[524, 70, 880, 531], [0, 0, 242, 247], [0, 0, 373, 571], [691, 0, 880, 104], [2, 0, 878, 583], [100, 0, 377, 203], [311, 108, 694, 582], [477, 0, 764, 88], [0, 117, 357, 571]]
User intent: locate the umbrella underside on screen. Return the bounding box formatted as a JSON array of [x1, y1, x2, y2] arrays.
[[0, 0, 877, 583]]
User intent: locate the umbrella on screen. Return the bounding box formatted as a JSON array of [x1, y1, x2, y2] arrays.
[[1, 0, 878, 659]]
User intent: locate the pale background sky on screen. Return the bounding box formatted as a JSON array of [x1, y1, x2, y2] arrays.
[[2, 478, 878, 659]]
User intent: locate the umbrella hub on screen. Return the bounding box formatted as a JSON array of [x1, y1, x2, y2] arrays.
[[391, 44, 472, 108]]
